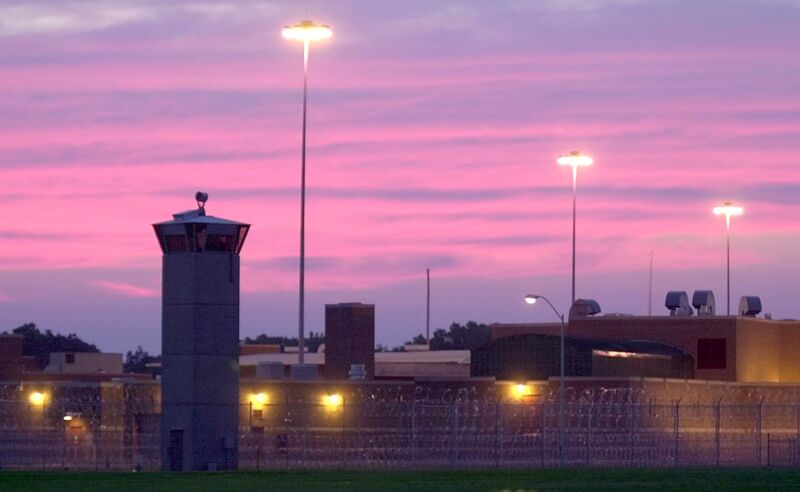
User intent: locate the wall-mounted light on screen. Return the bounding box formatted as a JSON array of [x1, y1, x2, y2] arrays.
[[29, 392, 46, 406], [511, 383, 534, 400], [248, 392, 269, 410], [322, 393, 343, 410]]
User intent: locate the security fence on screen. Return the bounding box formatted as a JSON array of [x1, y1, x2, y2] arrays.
[[2, 385, 800, 470]]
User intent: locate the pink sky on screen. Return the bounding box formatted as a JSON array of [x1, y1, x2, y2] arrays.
[[1, 0, 799, 353]]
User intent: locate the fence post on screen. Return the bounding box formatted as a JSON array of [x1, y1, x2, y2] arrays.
[[757, 397, 764, 466], [767, 433, 771, 467], [715, 397, 722, 467], [629, 399, 635, 467], [494, 399, 500, 468], [674, 399, 681, 468], [585, 401, 592, 467], [411, 399, 416, 466], [796, 404, 800, 467], [448, 402, 458, 468], [540, 400, 547, 468]]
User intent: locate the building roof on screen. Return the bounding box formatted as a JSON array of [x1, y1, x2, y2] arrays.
[[238, 350, 471, 367]]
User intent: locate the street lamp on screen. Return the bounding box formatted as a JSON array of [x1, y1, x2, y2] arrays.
[[557, 151, 592, 307], [713, 202, 744, 316], [524, 294, 567, 466], [283, 20, 332, 364]]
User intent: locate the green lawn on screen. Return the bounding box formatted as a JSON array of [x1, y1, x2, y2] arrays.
[[1, 468, 800, 491]]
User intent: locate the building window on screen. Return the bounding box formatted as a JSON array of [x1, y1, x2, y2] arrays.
[[697, 338, 726, 369], [165, 235, 188, 252], [65, 353, 75, 364]]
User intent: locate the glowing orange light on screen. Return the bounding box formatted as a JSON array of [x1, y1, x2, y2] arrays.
[[282, 20, 332, 42], [248, 392, 268, 410], [512, 384, 532, 399], [29, 392, 46, 406], [322, 393, 343, 409]]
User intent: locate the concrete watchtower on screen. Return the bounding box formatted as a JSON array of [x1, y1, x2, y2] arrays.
[[153, 192, 250, 471]]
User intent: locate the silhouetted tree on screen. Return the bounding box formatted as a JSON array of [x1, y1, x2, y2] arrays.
[[4, 322, 99, 369], [407, 321, 491, 351], [123, 346, 161, 373]]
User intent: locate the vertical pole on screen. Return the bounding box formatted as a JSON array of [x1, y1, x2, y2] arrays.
[[726, 217, 731, 316], [298, 39, 310, 364], [571, 165, 577, 307], [648, 251, 653, 316], [426, 268, 431, 345], [559, 316, 565, 467]]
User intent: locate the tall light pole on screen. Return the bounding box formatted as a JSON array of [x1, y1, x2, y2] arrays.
[[713, 202, 743, 316], [557, 151, 593, 307], [525, 294, 566, 466], [283, 20, 332, 364]]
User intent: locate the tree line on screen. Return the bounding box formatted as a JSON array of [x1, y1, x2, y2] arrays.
[[4, 321, 491, 374]]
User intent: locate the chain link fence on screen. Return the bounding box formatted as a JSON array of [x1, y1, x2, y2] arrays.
[[2, 384, 800, 470]]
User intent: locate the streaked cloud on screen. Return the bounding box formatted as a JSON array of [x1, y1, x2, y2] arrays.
[[0, 3, 156, 36], [0, 0, 798, 351], [90, 280, 159, 298]]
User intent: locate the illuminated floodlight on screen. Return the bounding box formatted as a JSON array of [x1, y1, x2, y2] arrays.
[[29, 392, 46, 406], [248, 392, 269, 410], [713, 201, 744, 315], [512, 384, 532, 400], [524, 294, 539, 305], [282, 20, 332, 42], [282, 18, 333, 366], [713, 202, 744, 219], [322, 393, 343, 409], [63, 415, 73, 422], [557, 151, 593, 168]]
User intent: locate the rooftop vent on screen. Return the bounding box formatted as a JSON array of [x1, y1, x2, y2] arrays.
[[569, 299, 602, 319], [665, 291, 693, 316], [692, 290, 715, 316], [739, 296, 762, 317]]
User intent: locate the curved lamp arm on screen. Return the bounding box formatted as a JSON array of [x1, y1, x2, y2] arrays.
[[524, 294, 565, 325]]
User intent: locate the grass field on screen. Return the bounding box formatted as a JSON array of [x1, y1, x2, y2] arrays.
[[1, 468, 800, 491]]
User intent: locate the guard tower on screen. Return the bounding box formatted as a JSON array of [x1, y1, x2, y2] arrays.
[[153, 192, 250, 471]]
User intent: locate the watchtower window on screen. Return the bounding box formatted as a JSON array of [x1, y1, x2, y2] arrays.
[[205, 235, 235, 252], [165, 235, 188, 253]]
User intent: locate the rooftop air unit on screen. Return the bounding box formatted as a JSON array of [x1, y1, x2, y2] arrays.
[[569, 299, 602, 320], [739, 296, 762, 317], [692, 290, 716, 316], [665, 291, 693, 316]]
